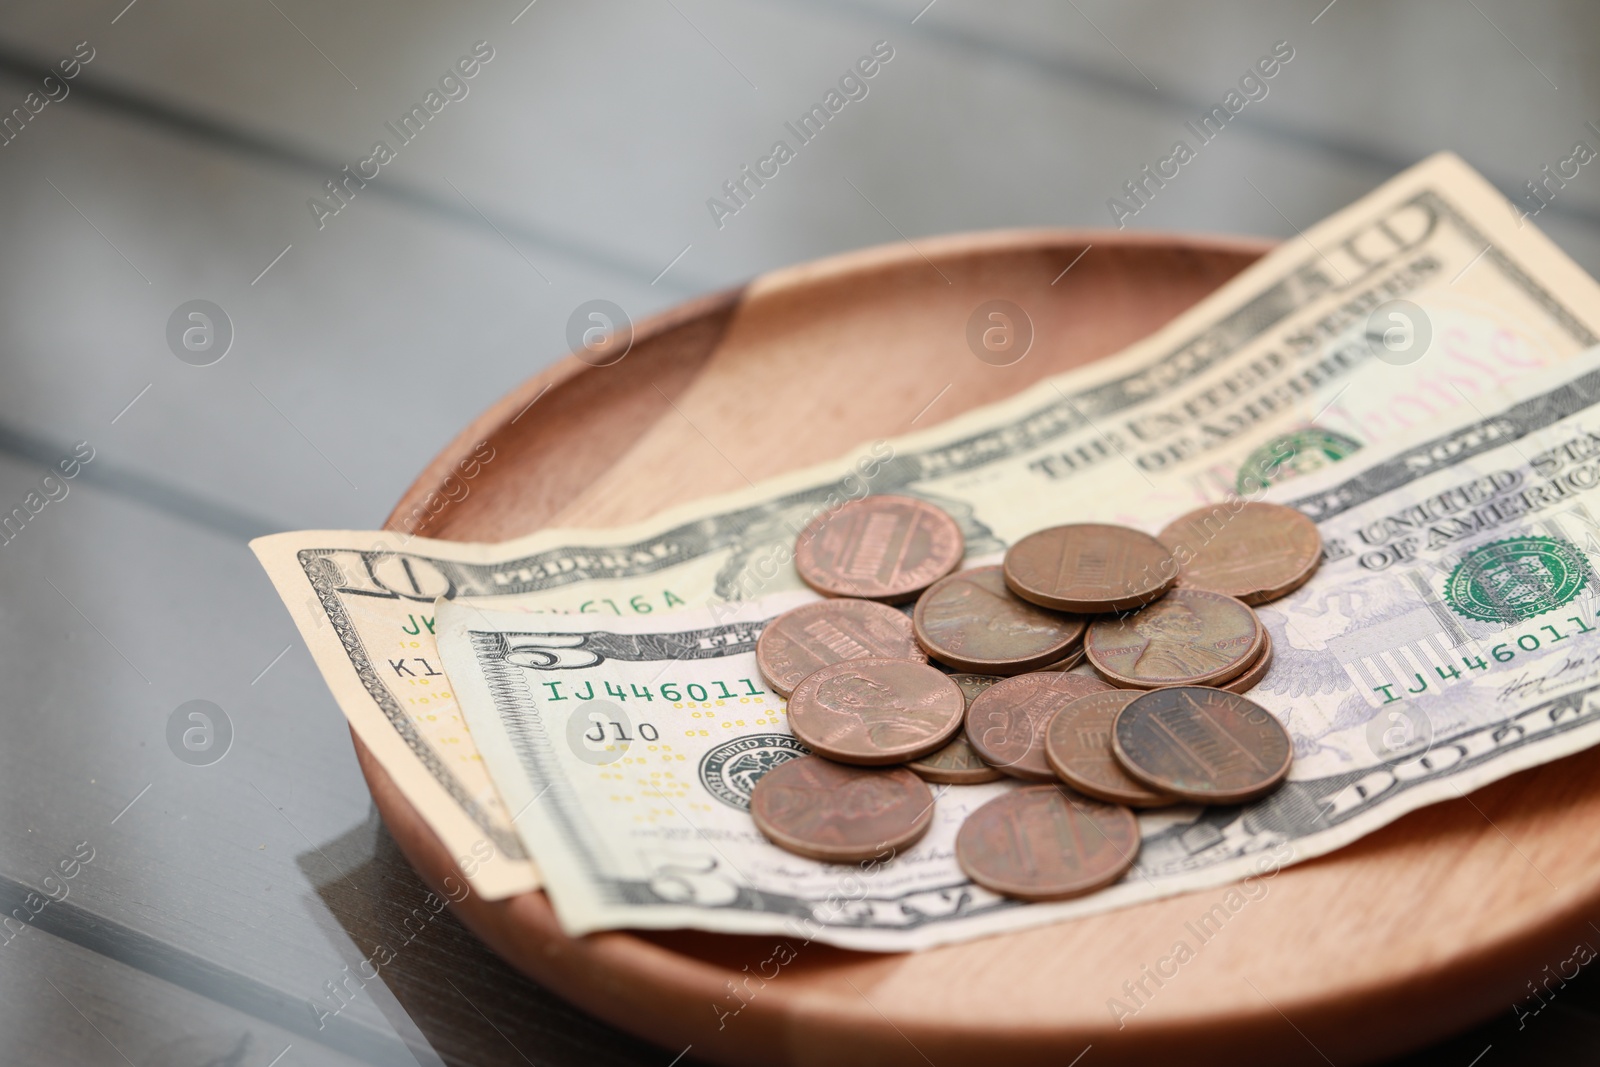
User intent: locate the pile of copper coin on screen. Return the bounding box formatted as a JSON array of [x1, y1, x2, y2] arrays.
[[750, 494, 1320, 902]]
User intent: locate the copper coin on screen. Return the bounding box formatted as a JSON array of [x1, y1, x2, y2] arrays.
[[908, 673, 1004, 784], [1003, 523, 1176, 613], [757, 598, 926, 697], [913, 566, 1086, 675], [955, 786, 1140, 901], [751, 755, 935, 863], [786, 658, 964, 765], [795, 495, 965, 603], [966, 672, 1114, 780], [1045, 690, 1174, 807], [1085, 588, 1262, 689], [1160, 502, 1323, 605], [1221, 630, 1274, 694], [1112, 686, 1293, 804]]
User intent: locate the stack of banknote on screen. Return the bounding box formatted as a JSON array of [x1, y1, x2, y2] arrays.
[[254, 152, 1600, 951]]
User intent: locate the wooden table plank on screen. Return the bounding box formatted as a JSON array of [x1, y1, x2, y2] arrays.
[[0, 67, 667, 533], [835, 0, 1600, 222], [1, 925, 376, 1067]]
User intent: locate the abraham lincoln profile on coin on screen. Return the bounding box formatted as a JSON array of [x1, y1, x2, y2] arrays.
[[920, 582, 1063, 641], [757, 771, 914, 842], [811, 669, 947, 748], [1128, 598, 1237, 678]]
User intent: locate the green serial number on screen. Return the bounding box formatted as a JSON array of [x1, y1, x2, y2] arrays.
[[539, 677, 769, 703]]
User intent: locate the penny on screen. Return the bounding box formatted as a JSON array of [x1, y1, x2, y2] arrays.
[[1044, 690, 1174, 807], [908, 673, 1004, 784], [795, 495, 965, 603], [1160, 501, 1322, 605], [751, 755, 935, 863], [1112, 686, 1293, 804], [1221, 630, 1274, 694], [757, 598, 926, 698], [913, 566, 1086, 674], [1003, 523, 1176, 613], [955, 786, 1139, 901], [966, 671, 1114, 780], [1085, 588, 1262, 689], [786, 658, 965, 765]]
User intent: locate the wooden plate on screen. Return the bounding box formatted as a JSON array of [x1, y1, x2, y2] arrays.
[[361, 230, 1600, 1065]]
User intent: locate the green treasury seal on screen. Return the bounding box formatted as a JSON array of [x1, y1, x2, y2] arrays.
[[1444, 536, 1592, 624], [1237, 426, 1363, 495]]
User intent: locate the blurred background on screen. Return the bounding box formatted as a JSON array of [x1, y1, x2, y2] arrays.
[[2, 1, 1599, 1063]]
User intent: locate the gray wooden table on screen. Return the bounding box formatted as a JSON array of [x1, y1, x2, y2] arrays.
[[2, 1, 1599, 1063]]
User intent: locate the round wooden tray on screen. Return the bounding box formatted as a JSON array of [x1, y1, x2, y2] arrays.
[[361, 229, 1600, 1066]]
